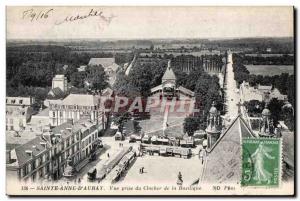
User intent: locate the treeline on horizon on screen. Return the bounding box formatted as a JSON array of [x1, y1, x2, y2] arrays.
[[7, 37, 294, 53], [240, 54, 294, 65]]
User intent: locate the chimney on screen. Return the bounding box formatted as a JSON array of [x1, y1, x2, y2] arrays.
[[25, 150, 33, 157], [40, 142, 47, 149]]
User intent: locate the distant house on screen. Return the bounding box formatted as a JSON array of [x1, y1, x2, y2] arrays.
[[77, 65, 87, 72], [240, 81, 287, 103], [52, 74, 68, 92], [88, 58, 119, 74], [62, 65, 68, 71], [6, 97, 35, 131]]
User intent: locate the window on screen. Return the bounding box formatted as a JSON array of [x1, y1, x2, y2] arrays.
[[52, 112, 55, 117], [11, 100, 16, 104], [32, 161, 36, 170], [23, 165, 28, 177], [19, 100, 23, 104]]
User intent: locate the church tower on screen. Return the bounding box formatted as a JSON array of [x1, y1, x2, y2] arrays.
[[206, 101, 222, 149], [258, 104, 275, 137]]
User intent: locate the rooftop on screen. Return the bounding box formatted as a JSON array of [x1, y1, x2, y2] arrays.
[[201, 115, 256, 184], [162, 63, 176, 82], [62, 94, 99, 106], [53, 74, 66, 79], [88, 57, 116, 68], [14, 136, 50, 167]]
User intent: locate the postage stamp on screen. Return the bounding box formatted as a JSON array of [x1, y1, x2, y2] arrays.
[[241, 138, 281, 187]]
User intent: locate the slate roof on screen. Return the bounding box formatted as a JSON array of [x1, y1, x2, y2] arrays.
[[48, 87, 64, 98], [200, 115, 256, 184], [88, 58, 119, 72], [14, 136, 50, 167], [51, 122, 76, 139], [162, 67, 176, 82], [62, 94, 99, 106], [177, 86, 195, 97]]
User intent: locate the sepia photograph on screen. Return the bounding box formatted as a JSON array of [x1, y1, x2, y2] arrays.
[[5, 6, 295, 196]]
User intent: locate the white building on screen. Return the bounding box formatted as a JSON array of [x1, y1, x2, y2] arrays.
[[6, 97, 35, 131], [48, 94, 103, 127], [52, 75, 68, 92], [240, 81, 287, 103]]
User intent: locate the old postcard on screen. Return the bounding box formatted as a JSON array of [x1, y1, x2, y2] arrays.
[[5, 6, 295, 196]]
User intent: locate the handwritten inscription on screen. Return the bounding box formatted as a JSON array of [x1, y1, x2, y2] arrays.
[[21, 8, 115, 27], [55, 9, 115, 25], [22, 8, 54, 22]]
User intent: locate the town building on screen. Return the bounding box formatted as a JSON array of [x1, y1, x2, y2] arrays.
[[6, 97, 35, 131], [48, 94, 103, 127], [6, 136, 52, 182], [51, 74, 68, 92], [240, 81, 288, 103], [6, 119, 101, 182], [150, 60, 195, 99]]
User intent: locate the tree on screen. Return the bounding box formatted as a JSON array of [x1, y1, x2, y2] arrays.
[[70, 71, 86, 88], [133, 120, 142, 134], [268, 98, 284, 126], [183, 117, 199, 136], [113, 112, 131, 133], [85, 65, 109, 93]]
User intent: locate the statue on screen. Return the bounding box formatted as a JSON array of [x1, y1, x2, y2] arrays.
[[177, 171, 183, 186]]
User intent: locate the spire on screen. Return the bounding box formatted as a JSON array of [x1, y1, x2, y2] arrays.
[[206, 101, 221, 149], [259, 102, 274, 137]]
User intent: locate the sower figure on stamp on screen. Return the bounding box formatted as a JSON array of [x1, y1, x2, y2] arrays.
[[251, 143, 275, 184]]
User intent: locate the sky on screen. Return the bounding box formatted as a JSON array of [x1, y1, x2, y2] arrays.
[[6, 6, 294, 39]]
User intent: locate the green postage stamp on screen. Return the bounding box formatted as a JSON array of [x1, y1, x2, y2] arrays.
[[242, 138, 281, 187]]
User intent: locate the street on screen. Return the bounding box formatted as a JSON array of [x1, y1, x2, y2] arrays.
[[224, 53, 240, 124]]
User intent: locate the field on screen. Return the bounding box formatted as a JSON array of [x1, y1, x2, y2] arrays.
[[245, 65, 294, 76]]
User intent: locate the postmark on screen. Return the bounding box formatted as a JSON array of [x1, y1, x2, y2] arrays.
[[241, 138, 281, 187]]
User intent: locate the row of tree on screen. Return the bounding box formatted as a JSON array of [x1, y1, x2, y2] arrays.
[[242, 54, 294, 65]]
